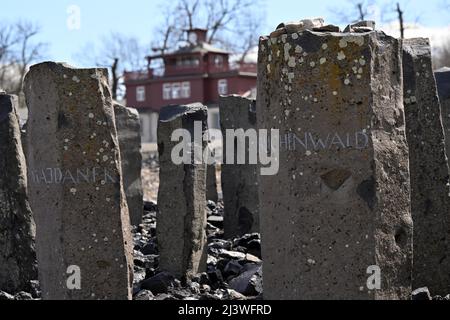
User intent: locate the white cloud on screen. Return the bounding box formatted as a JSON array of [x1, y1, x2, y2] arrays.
[[380, 22, 450, 54]]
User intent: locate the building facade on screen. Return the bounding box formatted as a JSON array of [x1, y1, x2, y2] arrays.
[[124, 29, 257, 143]]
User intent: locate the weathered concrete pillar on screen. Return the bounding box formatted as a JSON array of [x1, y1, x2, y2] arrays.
[[206, 164, 218, 203], [257, 20, 413, 300], [157, 103, 208, 280], [114, 103, 143, 226], [435, 67, 450, 163], [219, 95, 259, 238], [403, 39, 450, 295], [0, 93, 37, 294], [24, 62, 133, 300]]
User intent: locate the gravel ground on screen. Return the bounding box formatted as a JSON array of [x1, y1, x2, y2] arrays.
[[132, 200, 263, 301]]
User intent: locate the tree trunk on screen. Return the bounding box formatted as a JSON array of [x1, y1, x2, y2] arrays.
[[111, 58, 119, 101], [397, 3, 405, 39], [357, 3, 365, 21]]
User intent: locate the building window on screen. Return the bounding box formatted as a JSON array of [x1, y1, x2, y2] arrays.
[[218, 79, 228, 95], [181, 82, 191, 98], [136, 86, 145, 102], [162, 82, 191, 100], [176, 57, 200, 67], [172, 83, 181, 99], [214, 55, 224, 68], [163, 84, 171, 100]]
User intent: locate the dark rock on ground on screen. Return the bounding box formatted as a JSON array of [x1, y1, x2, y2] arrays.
[[131, 199, 267, 300], [412, 287, 432, 301], [229, 265, 263, 297], [207, 216, 224, 229], [154, 293, 177, 300], [141, 242, 158, 255], [14, 291, 34, 300], [140, 272, 176, 295], [143, 201, 158, 212], [224, 260, 244, 278], [134, 290, 155, 300], [219, 250, 246, 261], [0, 291, 14, 301], [433, 294, 450, 301]]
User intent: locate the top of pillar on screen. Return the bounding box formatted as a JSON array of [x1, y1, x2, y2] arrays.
[[220, 94, 255, 103], [25, 61, 109, 84], [114, 102, 140, 119], [267, 18, 376, 38], [403, 38, 431, 57], [159, 103, 207, 123]]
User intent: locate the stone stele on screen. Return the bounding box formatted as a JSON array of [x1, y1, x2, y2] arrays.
[[114, 103, 143, 226], [24, 62, 134, 300], [435, 67, 450, 164], [157, 103, 208, 281], [403, 38, 450, 295], [257, 21, 413, 300], [220, 95, 260, 238], [0, 93, 37, 294]]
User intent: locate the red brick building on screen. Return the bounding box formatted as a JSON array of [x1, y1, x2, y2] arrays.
[[124, 29, 257, 142]]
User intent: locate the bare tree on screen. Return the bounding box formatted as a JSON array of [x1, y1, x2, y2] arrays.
[[151, 0, 264, 61], [151, 5, 183, 55], [181, 0, 201, 30], [0, 24, 17, 91], [15, 22, 46, 93], [396, 2, 405, 39], [76, 32, 147, 100], [0, 21, 46, 95], [331, 0, 376, 24], [380, 1, 421, 39]]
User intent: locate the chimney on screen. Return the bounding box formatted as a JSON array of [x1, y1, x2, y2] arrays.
[[187, 28, 208, 45]]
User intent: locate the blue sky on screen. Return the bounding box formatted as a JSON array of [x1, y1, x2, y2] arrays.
[[0, 0, 449, 65]]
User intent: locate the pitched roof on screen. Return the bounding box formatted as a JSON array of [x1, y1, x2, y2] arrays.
[[149, 42, 229, 60]]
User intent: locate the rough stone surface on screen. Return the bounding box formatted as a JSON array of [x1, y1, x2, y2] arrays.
[[435, 67, 450, 164], [24, 62, 133, 300], [403, 38, 450, 295], [157, 103, 208, 281], [114, 103, 143, 226], [313, 24, 341, 33], [220, 95, 259, 238], [258, 26, 412, 299], [0, 93, 37, 294], [273, 18, 324, 36]]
